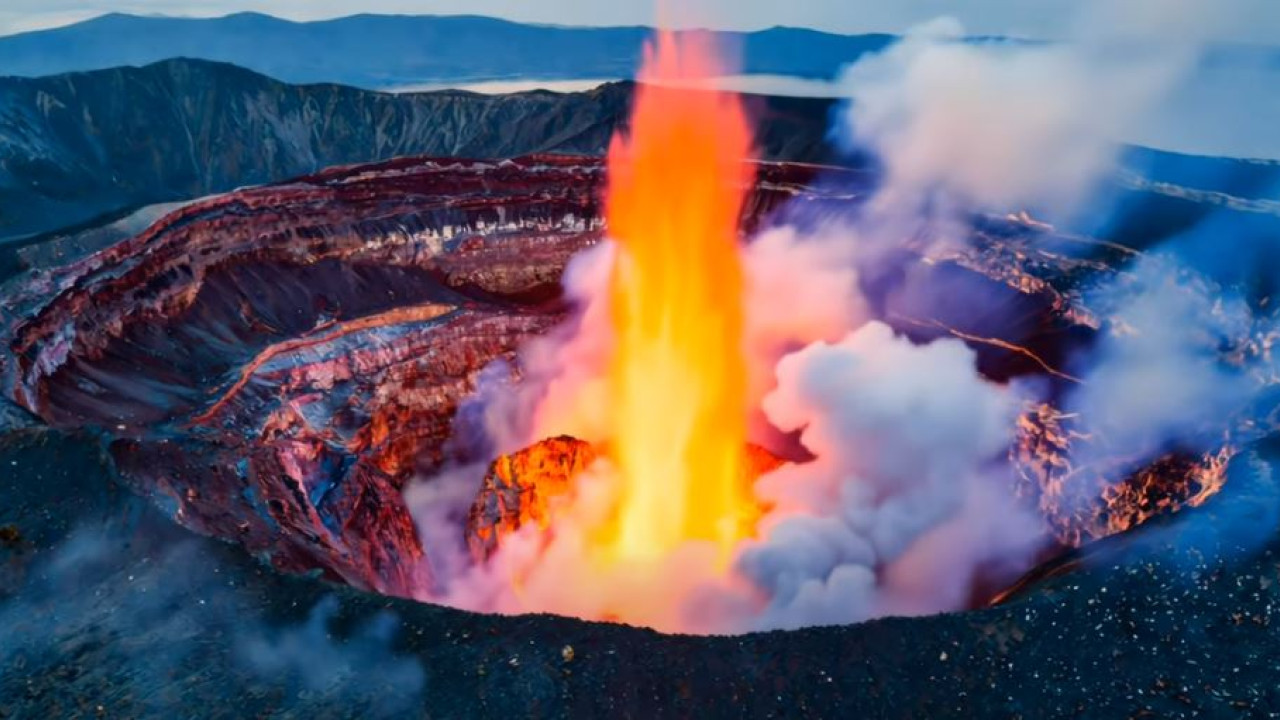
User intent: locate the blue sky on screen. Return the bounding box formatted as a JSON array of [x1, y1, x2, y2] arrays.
[[2, 0, 1278, 42]]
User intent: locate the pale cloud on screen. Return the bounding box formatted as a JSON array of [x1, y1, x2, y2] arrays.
[[0, 9, 101, 34]]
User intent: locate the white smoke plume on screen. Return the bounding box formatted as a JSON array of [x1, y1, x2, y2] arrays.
[[404, 224, 884, 632], [836, 3, 1216, 232], [742, 223, 869, 416], [740, 323, 1039, 629], [828, 0, 1274, 537], [403, 211, 1054, 632], [449, 221, 871, 462], [476, 242, 617, 453], [1067, 257, 1257, 462]]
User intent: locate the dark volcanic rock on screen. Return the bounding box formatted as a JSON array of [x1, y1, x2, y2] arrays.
[[0, 59, 625, 241]]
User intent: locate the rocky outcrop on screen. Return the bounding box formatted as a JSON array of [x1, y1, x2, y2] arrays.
[[466, 436, 599, 561]]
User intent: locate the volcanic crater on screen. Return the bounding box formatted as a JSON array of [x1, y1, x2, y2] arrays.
[[0, 150, 1249, 626]]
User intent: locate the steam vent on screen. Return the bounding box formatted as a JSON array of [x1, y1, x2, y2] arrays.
[[4, 12, 1280, 720]]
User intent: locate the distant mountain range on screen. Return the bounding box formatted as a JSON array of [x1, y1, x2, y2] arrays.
[[0, 13, 897, 88]]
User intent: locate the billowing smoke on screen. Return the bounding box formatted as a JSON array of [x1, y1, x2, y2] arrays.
[[403, 0, 1268, 633], [405, 219, 1048, 632], [404, 228, 884, 632], [740, 323, 1040, 629], [743, 224, 868, 405], [474, 242, 618, 453], [835, 4, 1214, 234], [830, 0, 1277, 551]]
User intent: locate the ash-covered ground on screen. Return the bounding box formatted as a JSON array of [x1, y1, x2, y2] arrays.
[[3, 424, 1279, 718]]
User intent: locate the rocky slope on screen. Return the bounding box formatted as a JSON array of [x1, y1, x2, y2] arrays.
[[0, 58, 839, 245]]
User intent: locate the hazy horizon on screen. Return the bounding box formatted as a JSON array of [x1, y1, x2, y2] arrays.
[[2, 0, 1279, 44]]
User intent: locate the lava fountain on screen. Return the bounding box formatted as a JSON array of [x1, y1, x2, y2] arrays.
[[434, 30, 780, 630], [600, 30, 757, 566]]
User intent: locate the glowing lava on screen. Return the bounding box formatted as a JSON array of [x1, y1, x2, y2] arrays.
[[599, 30, 758, 564]]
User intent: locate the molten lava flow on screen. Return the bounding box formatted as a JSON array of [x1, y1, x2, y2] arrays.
[[600, 31, 757, 564]]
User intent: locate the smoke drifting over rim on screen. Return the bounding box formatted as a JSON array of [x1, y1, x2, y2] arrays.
[[831, 0, 1280, 530], [834, 3, 1222, 233]]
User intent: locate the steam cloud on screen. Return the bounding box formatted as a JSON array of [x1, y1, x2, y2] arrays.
[[405, 0, 1274, 633], [1066, 257, 1258, 466], [406, 220, 1046, 632], [836, 8, 1210, 233], [741, 323, 1038, 629]]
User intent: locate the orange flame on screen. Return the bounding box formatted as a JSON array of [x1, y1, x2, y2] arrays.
[[598, 31, 757, 565]]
